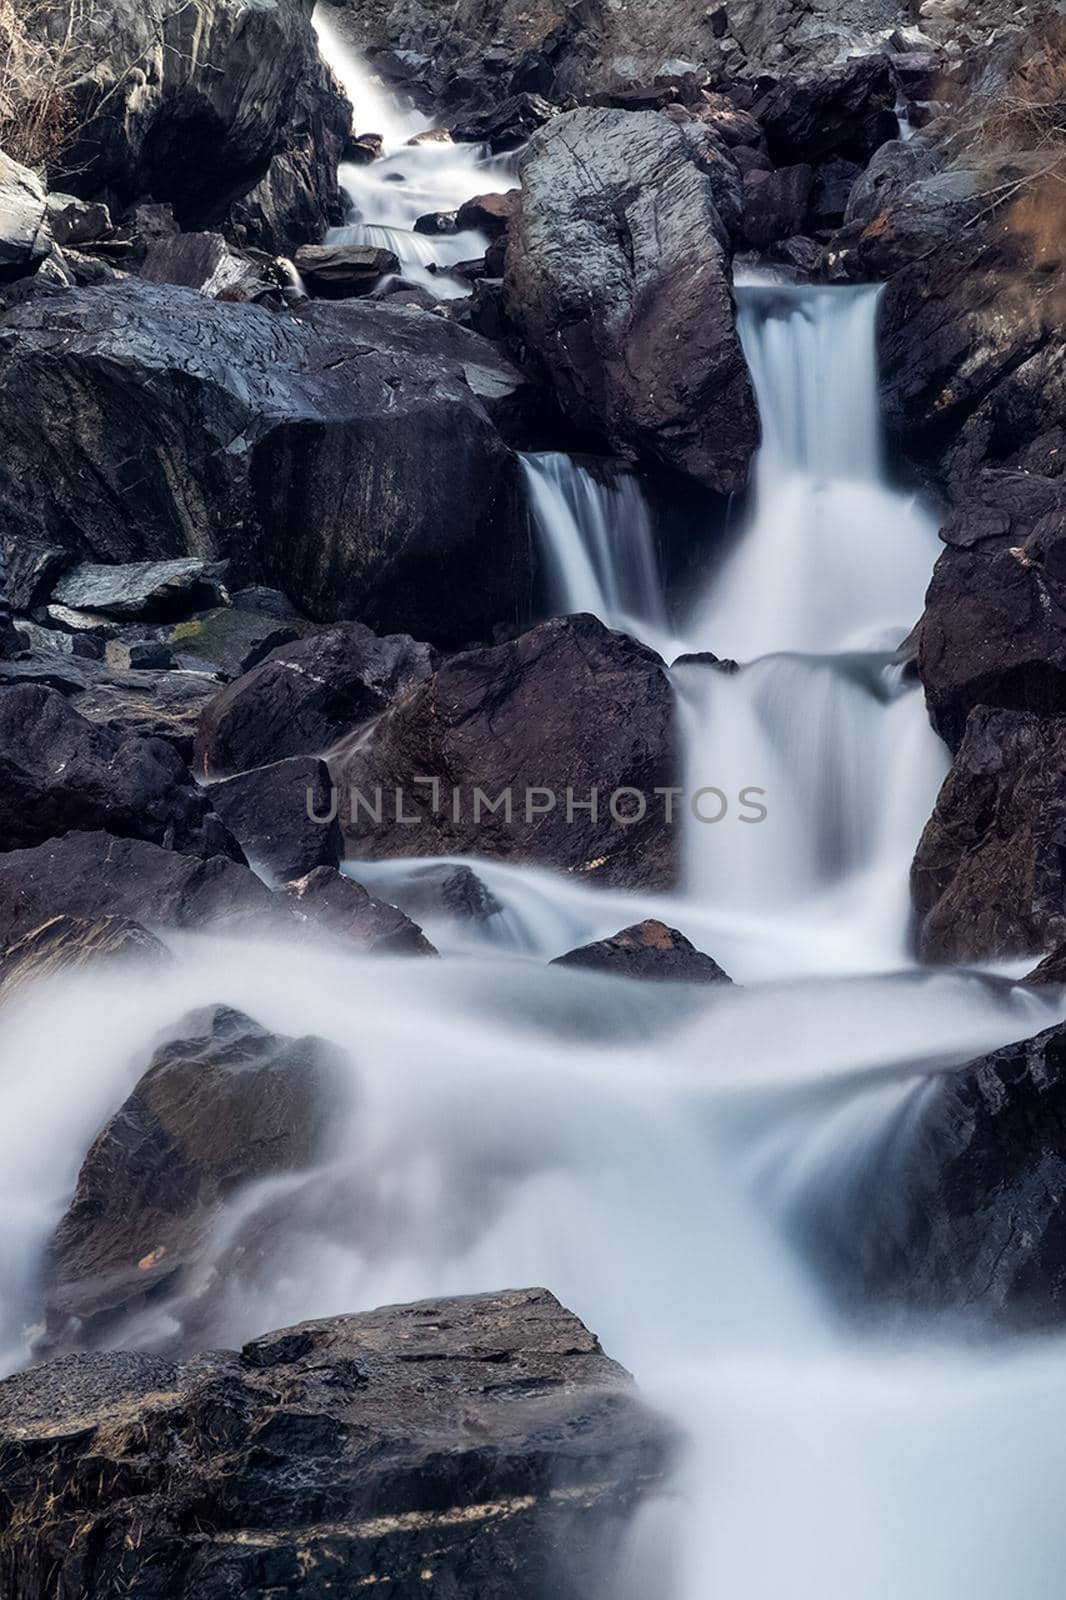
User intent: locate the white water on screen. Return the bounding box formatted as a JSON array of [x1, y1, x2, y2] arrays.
[[313, 8, 515, 298], [1, 83, 1063, 1596]]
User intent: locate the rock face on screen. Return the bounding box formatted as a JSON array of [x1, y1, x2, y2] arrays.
[[911, 708, 1066, 964], [207, 757, 344, 884], [0, 282, 533, 646], [0, 684, 238, 858], [553, 920, 732, 983], [41, 1005, 348, 1352], [0, 915, 168, 1001], [0, 1288, 674, 1600], [809, 1018, 1066, 1328], [0, 152, 50, 283], [195, 623, 436, 778], [505, 108, 758, 493], [340, 614, 680, 889]]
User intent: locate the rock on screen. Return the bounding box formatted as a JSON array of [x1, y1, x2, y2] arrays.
[[753, 55, 898, 165], [505, 109, 757, 493], [0, 281, 532, 645], [375, 861, 504, 924], [40, 1005, 348, 1351], [346, 132, 385, 162], [103, 638, 174, 672], [196, 623, 436, 778], [0, 831, 279, 950], [1, 534, 71, 611], [207, 758, 344, 884], [70, 671, 225, 759], [741, 163, 814, 248], [808, 156, 863, 229], [451, 92, 558, 150], [1024, 947, 1066, 985], [285, 866, 437, 954], [230, 585, 302, 619], [0, 151, 49, 283], [15, 621, 104, 661], [0, 914, 168, 1001], [0, 1288, 674, 1597], [44, 193, 112, 248], [141, 232, 279, 301], [768, 234, 826, 274], [456, 190, 520, 236], [164, 607, 304, 679], [292, 243, 400, 297], [52, 559, 227, 621], [226, 73, 352, 254], [911, 707, 1066, 964], [413, 209, 458, 234], [339, 614, 679, 889], [552, 920, 733, 982], [0, 684, 239, 859], [43, 603, 118, 639]]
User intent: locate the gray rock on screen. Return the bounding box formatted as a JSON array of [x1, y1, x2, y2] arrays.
[[379, 861, 504, 923], [141, 232, 278, 300], [293, 243, 401, 297], [0, 534, 71, 611], [0, 914, 168, 1003], [103, 638, 174, 672], [285, 865, 437, 954], [207, 757, 345, 883], [53, 559, 227, 621], [0, 151, 49, 284], [44, 192, 112, 248], [163, 606, 304, 680]]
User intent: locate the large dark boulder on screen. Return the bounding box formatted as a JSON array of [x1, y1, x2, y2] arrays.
[[0, 281, 535, 646], [553, 920, 732, 983], [752, 55, 898, 165], [285, 866, 437, 954], [40, 1005, 348, 1352], [0, 1288, 674, 1599], [0, 152, 49, 284], [339, 614, 680, 889], [195, 623, 435, 778], [207, 757, 344, 883], [505, 108, 758, 493], [911, 707, 1066, 964], [0, 684, 238, 858], [293, 242, 400, 297]]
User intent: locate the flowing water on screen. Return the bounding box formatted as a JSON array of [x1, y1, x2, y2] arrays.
[[3, 37, 1066, 1600]]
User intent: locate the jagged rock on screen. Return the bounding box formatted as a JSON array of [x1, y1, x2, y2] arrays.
[[285, 866, 437, 954], [40, 1005, 348, 1352], [374, 862, 504, 924], [752, 55, 898, 164], [0, 280, 533, 645], [70, 671, 225, 758], [808, 156, 862, 228], [0, 152, 49, 283], [911, 707, 1066, 963], [0, 1288, 674, 1598], [195, 623, 436, 779], [413, 209, 458, 234], [292, 242, 400, 297], [15, 621, 103, 661], [44, 193, 111, 248], [552, 920, 732, 983], [741, 163, 814, 248], [0, 914, 168, 1001], [164, 607, 305, 679], [207, 758, 344, 884], [339, 614, 680, 889], [52, 559, 227, 621], [227, 73, 352, 253], [141, 232, 279, 300], [0, 684, 238, 859], [451, 92, 558, 149], [1, 534, 71, 611], [506, 108, 757, 493]]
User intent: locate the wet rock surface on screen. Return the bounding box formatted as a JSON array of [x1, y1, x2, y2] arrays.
[[0, 914, 168, 1001], [553, 920, 733, 983], [207, 758, 345, 884]]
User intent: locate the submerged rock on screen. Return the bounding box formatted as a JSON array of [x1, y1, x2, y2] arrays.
[[506, 108, 757, 493], [285, 867, 437, 955], [375, 861, 504, 925], [0, 1288, 674, 1598], [553, 920, 733, 983], [0, 915, 168, 1001]]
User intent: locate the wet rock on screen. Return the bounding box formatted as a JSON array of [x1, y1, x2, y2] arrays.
[[451, 92, 558, 150], [1, 534, 71, 612], [339, 614, 680, 890], [52, 559, 227, 621], [207, 758, 344, 884], [164, 606, 304, 679], [70, 671, 225, 759], [413, 209, 458, 234], [0, 684, 238, 859], [44, 193, 112, 248], [0, 152, 49, 284], [911, 706, 1066, 963], [741, 163, 814, 248], [0, 914, 168, 1001], [753, 55, 898, 165], [0, 281, 532, 646], [40, 1005, 348, 1352], [553, 920, 733, 983], [195, 623, 436, 779], [0, 1288, 674, 1597], [808, 156, 863, 229], [292, 243, 400, 297], [768, 234, 826, 274], [456, 190, 520, 236], [226, 72, 352, 254], [285, 866, 437, 955], [346, 132, 385, 162], [230, 585, 302, 619], [506, 108, 757, 493], [141, 231, 279, 301], [378, 862, 504, 924]]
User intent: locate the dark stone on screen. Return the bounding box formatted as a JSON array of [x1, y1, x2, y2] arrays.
[[767, 234, 825, 274], [753, 55, 898, 165], [52, 559, 227, 621], [808, 157, 862, 230], [0, 535, 71, 611], [229, 585, 302, 619], [0, 914, 169, 1001], [0, 1288, 674, 1598], [141, 231, 279, 301], [451, 92, 558, 151], [195, 623, 436, 779], [741, 163, 814, 249], [40, 1005, 348, 1352], [345, 133, 385, 163], [0, 684, 239, 859], [413, 209, 458, 234], [0, 152, 49, 284], [207, 757, 345, 884], [44, 193, 112, 248], [292, 243, 400, 297], [285, 866, 437, 955], [911, 707, 1066, 964], [70, 671, 225, 758], [456, 190, 520, 236], [505, 109, 757, 493], [376, 862, 504, 924], [553, 920, 733, 983], [102, 638, 174, 672], [15, 621, 104, 661], [339, 614, 679, 890], [164, 607, 305, 679]]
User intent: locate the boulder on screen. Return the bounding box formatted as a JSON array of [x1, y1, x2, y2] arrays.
[[552, 920, 732, 983], [911, 707, 1066, 964], [285, 866, 437, 954], [103, 639, 174, 672], [163, 606, 304, 679], [374, 861, 504, 924], [741, 163, 814, 248], [456, 190, 519, 236], [15, 620, 103, 660], [0, 684, 238, 859], [44, 192, 112, 248], [207, 757, 345, 884], [70, 670, 226, 758], [450, 92, 558, 150], [506, 109, 757, 493], [52, 558, 226, 621], [0, 1288, 674, 1598], [0, 151, 49, 283], [339, 614, 680, 890], [140, 232, 279, 301], [0, 280, 533, 646], [0, 914, 168, 1001], [752, 55, 898, 165], [40, 1005, 348, 1352], [808, 156, 862, 229], [226, 74, 352, 253], [229, 585, 302, 618], [195, 623, 436, 779], [292, 242, 400, 297], [1, 533, 70, 611]]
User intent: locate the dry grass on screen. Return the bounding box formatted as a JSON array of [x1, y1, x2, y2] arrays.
[[0, 0, 91, 170]]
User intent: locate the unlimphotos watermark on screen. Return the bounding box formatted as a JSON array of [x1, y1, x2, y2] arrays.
[[307, 780, 769, 827]]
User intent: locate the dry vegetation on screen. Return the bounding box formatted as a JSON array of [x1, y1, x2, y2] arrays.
[[0, 0, 91, 169]]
